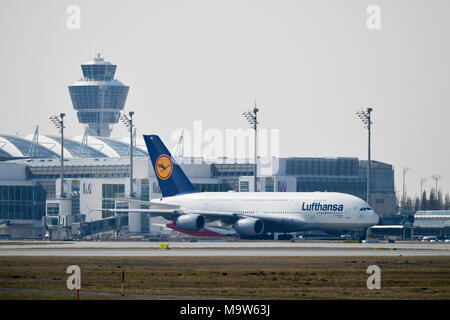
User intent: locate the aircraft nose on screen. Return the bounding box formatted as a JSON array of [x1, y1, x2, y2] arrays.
[[371, 211, 379, 225]]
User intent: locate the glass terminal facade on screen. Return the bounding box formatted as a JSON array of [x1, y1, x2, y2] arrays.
[[211, 164, 254, 177], [102, 184, 126, 219], [0, 184, 46, 220], [278, 158, 394, 201]]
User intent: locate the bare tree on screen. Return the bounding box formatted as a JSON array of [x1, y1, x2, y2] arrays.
[[406, 196, 414, 211], [420, 190, 428, 211], [429, 188, 437, 210], [437, 190, 444, 210], [413, 196, 421, 211], [445, 194, 450, 210]]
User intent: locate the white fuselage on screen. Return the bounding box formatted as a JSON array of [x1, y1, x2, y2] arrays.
[[157, 191, 379, 233]]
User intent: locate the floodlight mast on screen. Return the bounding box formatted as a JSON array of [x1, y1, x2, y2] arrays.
[[50, 113, 66, 198], [356, 108, 373, 206], [242, 101, 259, 192], [120, 111, 135, 197]]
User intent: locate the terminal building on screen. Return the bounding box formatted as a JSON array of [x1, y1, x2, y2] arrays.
[[369, 210, 450, 240], [0, 55, 398, 239]]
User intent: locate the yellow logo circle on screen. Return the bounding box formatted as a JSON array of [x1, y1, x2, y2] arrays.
[[155, 154, 173, 180]]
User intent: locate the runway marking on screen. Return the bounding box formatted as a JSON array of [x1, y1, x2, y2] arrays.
[[1, 241, 449, 256]]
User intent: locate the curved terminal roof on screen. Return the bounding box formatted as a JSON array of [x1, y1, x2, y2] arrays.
[[0, 134, 148, 159]]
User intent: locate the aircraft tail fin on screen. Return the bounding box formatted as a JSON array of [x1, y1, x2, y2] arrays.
[[143, 134, 197, 197]]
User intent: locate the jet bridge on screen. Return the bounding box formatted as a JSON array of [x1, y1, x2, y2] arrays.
[[71, 215, 128, 239]]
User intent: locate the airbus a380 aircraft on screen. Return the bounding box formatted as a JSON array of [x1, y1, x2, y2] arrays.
[[104, 135, 379, 238]]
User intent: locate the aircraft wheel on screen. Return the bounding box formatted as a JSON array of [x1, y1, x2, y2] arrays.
[[278, 234, 293, 241]]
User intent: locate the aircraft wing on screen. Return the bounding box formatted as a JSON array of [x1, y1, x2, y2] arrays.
[[90, 208, 181, 220], [91, 207, 236, 224], [101, 208, 236, 223], [148, 201, 180, 209], [91, 207, 306, 230], [102, 198, 180, 209]]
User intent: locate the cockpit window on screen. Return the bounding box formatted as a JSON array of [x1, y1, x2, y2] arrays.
[[360, 207, 372, 211]]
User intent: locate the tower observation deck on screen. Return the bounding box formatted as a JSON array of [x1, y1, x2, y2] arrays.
[[68, 54, 129, 137]]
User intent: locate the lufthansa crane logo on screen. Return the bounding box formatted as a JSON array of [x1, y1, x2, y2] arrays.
[[155, 154, 173, 180]]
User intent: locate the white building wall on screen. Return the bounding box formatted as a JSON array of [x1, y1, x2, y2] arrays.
[[0, 163, 28, 180], [56, 178, 131, 222], [128, 212, 141, 233], [134, 158, 151, 179]]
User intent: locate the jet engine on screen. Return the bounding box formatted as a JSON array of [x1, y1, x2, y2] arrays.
[[175, 214, 205, 231], [235, 218, 264, 236]]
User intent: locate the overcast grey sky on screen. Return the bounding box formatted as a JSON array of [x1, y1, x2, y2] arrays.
[[1, 0, 449, 198]]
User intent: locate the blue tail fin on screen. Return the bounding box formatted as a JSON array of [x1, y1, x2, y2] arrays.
[[143, 135, 197, 197]]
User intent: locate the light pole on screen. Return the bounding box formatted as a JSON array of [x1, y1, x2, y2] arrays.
[[50, 113, 66, 198], [356, 108, 373, 206], [243, 101, 259, 192], [120, 111, 135, 198]]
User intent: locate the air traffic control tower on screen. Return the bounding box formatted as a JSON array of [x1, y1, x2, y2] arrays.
[[68, 54, 129, 137]]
